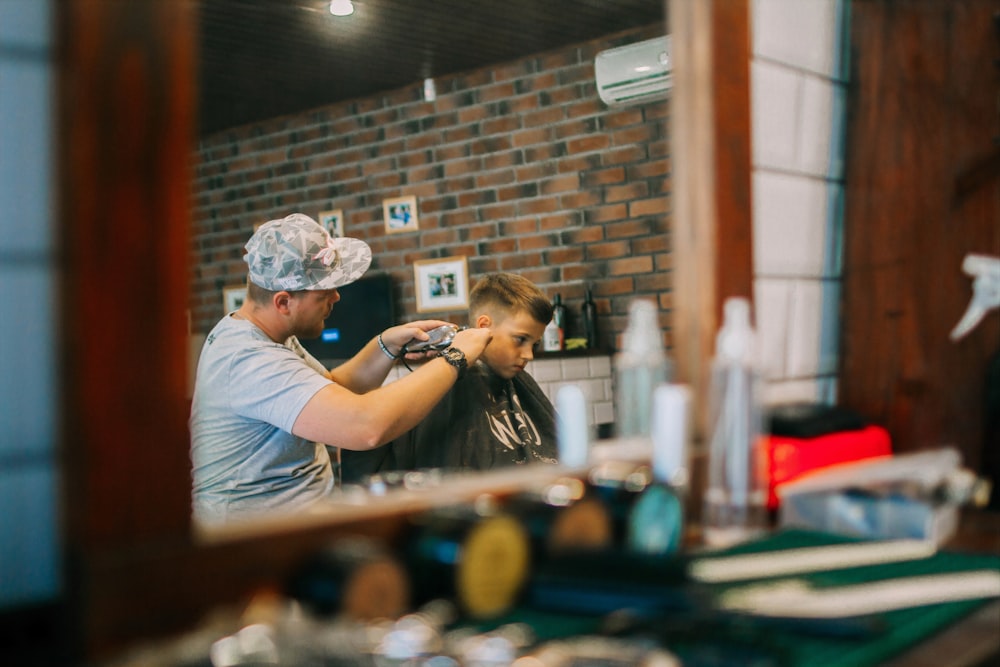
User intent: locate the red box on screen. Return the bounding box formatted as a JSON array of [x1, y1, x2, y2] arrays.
[[765, 425, 893, 510]]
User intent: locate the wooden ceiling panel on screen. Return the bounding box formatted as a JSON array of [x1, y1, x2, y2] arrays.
[[197, 0, 666, 135]]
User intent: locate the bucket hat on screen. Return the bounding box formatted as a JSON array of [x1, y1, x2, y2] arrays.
[[245, 213, 372, 291]]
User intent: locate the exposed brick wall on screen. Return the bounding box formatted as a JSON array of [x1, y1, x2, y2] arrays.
[[191, 24, 671, 352]]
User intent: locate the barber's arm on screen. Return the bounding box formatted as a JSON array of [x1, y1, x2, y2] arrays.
[[328, 319, 451, 392], [294, 326, 491, 449]]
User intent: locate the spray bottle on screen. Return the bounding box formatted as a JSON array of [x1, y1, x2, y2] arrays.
[[950, 254, 1000, 508], [614, 299, 673, 440], [703, 297, 767, 547]]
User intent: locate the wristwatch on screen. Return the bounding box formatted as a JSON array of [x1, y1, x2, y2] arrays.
[[440, 346, 467, 375]]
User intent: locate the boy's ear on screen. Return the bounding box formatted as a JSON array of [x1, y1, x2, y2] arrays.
[[475, 313, 492, 329]]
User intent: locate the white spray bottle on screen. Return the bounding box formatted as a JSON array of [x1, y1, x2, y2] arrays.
[[703, 297, 767, 547]]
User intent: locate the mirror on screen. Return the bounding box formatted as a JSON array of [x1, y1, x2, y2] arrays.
[[189, 1, 680, 530]]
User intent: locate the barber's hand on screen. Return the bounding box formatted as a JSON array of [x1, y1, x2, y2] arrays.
[[448, 326, 492, 365], [381, 320, 453, 360]]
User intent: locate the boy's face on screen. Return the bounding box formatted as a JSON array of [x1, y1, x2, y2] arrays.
[[476, 309, 546, 379]]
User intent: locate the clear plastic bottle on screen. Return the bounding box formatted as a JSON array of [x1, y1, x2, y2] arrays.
[[614, 299, 673, 439], [702, 297, 768, 547], [542, 318, 561, 352]]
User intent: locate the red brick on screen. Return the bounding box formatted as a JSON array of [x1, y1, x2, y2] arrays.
[[501, 218, 538, 236], [516, 163, 558, 182], [459, 222, 500, 241], [512, 127, 552, 147], [565, 99, 604, 118], [599, 147, 645, 167], [629, 198, 669, 216], [543, 247, 586, 264], [479, 238, 518, 254], [586, 241, 631, 260], [605, 218, 656, 239], [539, 211, 581, 230], [523, 107, 565, 128], [519, 234, 560, 251], [559, 191, 602, 209], [566, 135, 611, 154], [605, 182, 650, 202], [584, 204, 628, 224], [581, 167, 625, 187], [627, 160, 669, 179], [499, 252, 544, 270], [517, 197, 560, 215], [476, 170, 517, 188], [635, 271, 671, 292]]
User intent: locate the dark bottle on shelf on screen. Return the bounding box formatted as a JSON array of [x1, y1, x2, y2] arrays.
[[582, 288, 598, 350]]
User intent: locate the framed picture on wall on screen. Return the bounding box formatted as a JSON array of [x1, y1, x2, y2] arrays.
[[414, 256, 469, 313], [223, 285, 247, 313], [383, 195, 419, 234], [318, 209, 344, 237]]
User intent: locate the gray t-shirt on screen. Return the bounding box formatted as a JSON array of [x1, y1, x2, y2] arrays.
[[190, 314, 335, 525]]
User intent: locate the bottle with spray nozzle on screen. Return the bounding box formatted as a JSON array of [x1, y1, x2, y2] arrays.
[[614, 299, 674, 440], [951, 254, 1000, 509], [703, 297, 767, 547]]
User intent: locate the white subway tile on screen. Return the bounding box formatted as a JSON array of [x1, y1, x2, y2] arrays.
[[753, 172, 828, 277], [588, 355, 612, 377], [560, 357, 592, 380], [603, 378, 614, 403], [0, 266, 55, 459], [798, 76, 835, 177], [761, 378, 823, 406], [0, 465, 61, 606], [817, 280, 841, 375], [529, 359, 564, 382], [754, 279, 791, 379], [593, 401, 615, 425], [751, 61, 801, 170], [753, 0, 838, 77], [0, 0, 51, 49], [0, 59, 54, 254], [787, 280, 824, 377]]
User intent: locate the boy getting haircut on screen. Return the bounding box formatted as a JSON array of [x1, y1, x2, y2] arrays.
[[342, 273, 559, 481]]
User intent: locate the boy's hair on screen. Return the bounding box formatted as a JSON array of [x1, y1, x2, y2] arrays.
[[469, 273, 554, 325]]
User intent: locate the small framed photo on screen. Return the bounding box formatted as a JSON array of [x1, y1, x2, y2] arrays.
[[223, 285, 247, 313], [414, 256, 469, 313], [318, 209, 344, 237], [383, 195, 420, 234]]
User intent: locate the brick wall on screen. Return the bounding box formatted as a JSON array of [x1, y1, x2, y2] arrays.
[[191, 24, 671, 353]]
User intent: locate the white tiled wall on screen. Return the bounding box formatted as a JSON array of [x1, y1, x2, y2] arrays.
[[384, 355, 616, 426], [751, 0, 849, 406], [0, 0, 60, 608]]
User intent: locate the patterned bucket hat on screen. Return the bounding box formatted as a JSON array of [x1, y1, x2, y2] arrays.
[[245, 213, 372, 291]]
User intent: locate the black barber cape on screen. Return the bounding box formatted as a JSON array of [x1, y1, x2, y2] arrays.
[[341, 362, 558, 483]]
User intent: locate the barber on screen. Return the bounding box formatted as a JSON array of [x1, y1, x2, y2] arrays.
[[190, 213, 491, 525]]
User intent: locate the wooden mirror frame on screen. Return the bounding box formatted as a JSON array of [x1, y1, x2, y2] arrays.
[[58, 0, 749, 658]]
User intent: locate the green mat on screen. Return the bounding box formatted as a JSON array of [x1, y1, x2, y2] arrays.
[[469, 529, 1000, 667]]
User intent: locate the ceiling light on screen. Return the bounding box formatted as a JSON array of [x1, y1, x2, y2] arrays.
[[329, 0, 354, 16]]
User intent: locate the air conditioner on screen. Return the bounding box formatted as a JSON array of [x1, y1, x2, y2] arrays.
[[594, 36, 672, 106]]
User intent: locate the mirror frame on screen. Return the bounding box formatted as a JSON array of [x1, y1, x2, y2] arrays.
[[58, 0, 750, 657]]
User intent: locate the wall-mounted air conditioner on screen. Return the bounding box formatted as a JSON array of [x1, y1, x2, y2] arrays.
[[594, 35, 672, 107]]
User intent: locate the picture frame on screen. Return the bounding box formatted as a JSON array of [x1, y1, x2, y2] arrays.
[[383, 195, 420, 234], [413, 256, 469, 313], [223, 285, 247, 313], [318, 209, 344, 237]]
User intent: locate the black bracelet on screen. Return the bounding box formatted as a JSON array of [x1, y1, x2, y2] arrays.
[[377, 333, 399, 360]]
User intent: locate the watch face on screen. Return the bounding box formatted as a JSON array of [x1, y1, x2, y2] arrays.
[[443, 347, 466, 368]]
